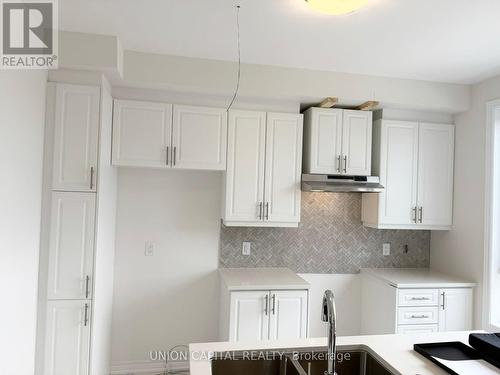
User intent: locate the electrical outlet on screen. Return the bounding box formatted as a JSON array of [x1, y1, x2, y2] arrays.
[[145, 241, 155, 256], [382, 243, 391, 256], [242, 242, 251, 256]]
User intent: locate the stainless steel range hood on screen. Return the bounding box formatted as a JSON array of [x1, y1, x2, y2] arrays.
[[301, 174, 384, 193]]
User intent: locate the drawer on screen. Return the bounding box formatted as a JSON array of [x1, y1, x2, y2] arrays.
[[397, 306, 438, 325], [398, 289, 439, 306], [397, 324, 439, 334]]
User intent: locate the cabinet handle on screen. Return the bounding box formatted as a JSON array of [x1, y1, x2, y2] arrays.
[[258, 202, 263, 220], [84, 303, 89, 326], [265, 295, 269, 315], [441, 292, 446, 310], [166, 146, 169, 165], [410, 314, 429, 319], [85, 275, 90, 298], [265, 202, 269, 220], [90, 167, 95, 190], [343, 155, 347, 173], [173, 146, 177, 166], [271, 294, 276, 315], [336, 155, 341, 173], [412, 207, 417, 223], [418, 207, 423, 223]]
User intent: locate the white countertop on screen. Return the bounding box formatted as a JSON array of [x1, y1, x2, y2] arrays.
[[361, 268, 476, 288], [218, 267, 310, 291], [189, 331, 490, 375]]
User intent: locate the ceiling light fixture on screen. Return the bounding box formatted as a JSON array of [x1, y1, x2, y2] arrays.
[[305, 0, 368, 15]]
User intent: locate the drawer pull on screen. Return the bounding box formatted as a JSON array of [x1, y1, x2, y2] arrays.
[[410, 314, 429, 319], [410, 297, 430, 301]]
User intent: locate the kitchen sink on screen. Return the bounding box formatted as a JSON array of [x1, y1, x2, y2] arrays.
[[211, 346, 395, 375]]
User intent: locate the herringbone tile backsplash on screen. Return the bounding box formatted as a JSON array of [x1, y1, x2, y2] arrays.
[[220, 192, 430, 274]]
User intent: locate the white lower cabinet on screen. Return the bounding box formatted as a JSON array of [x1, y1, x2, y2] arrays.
[[268, 290, 308, 340], [224, 290, 308, 342], [438, 288, 473, 332], [44, 300, 91, 375], [229, 291, 270, 342], [361, 273, 473, 335], [397, 324, 438, 334]]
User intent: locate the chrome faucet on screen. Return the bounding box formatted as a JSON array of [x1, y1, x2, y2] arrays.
[[322, 290, 337, 375]]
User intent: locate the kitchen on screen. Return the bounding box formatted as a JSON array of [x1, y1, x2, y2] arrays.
[[2, 1, 500, 375]]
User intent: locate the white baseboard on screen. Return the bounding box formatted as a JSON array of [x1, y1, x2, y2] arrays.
[[110, 360, 188, 375]]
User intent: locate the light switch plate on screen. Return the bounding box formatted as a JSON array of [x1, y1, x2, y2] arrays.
[[242, 242, 251, 256], [145, 241, 155, 256], [382, 243, 391, 256]]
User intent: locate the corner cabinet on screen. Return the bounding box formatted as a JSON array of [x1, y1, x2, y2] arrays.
[[362, 120, 454, 230], [303, 108, 372, 176], [112, 100, 227, 170], [361, 273, 473, 335], [222, 110, 303, 227], [222, 290, 309, 342]]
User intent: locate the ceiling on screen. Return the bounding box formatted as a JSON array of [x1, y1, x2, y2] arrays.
[[59, 0, 500, 85]]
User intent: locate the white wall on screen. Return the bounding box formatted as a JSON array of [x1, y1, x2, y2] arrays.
[[0, 71, 47, 375], [431, 74, 500, 328], [110, 168, 222, 368], [299, 274, 361, 337]]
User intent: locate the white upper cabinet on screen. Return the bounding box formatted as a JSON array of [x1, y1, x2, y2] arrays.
[[362, 120, 455, 230], [223, 110, 303, 227], [112, 100, 227, 171], [342, 110, 372, 176], [44, 300, 91, 375], [52, 84, 100, 192], [303, 108, 372, 176], [172, 105, 227, 170], [302, 108, 343, 174], [47, 192, 95, 300], [417, 123, 455, 226], [264, 113, 303, 224], [375, 120, 419, 225], [224, 110, 267, 222], [268, 290, 308, 340], [112, 100, 172, 168]]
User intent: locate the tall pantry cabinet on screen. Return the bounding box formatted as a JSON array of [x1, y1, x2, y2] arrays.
[[36, 81, 117, 375]]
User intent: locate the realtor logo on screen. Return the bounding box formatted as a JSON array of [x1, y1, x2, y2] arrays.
[[1, 0, 58, 69]]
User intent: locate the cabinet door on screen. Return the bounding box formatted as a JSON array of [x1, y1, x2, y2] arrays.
[[52, 84, 100, 191], [224, 110, 266, 223], [47, 192, 95, 300], [341, 110, 372, 176], [229, 291, 270, 341], [264, 113, 303, 224], [303, 108, 343, 174], [44, 300, 91, 375], [438, 288, 472, 332], [417, 123, 455, 226], [172, 105, 227, 170], [269, 290, 308, 340], [112, 100, 172, 168], [379, 121, 419, 225]]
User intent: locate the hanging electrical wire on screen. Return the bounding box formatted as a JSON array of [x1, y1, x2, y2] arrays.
[[226, 5, 241, 111]]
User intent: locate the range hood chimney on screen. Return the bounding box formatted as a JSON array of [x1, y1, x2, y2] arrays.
[[301, 174, 384, 193]]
